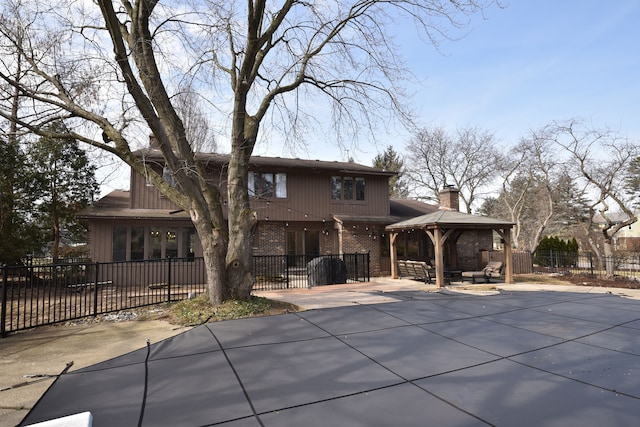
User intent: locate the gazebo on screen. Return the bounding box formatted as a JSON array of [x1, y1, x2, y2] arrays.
[[385, 208, 515, 288]]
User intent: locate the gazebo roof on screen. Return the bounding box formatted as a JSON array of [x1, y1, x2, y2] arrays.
[[385, 209, 514, 231]]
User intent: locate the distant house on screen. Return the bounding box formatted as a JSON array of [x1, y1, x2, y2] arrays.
[[593, 211, 640, 252], [80, 143, 444, 276]]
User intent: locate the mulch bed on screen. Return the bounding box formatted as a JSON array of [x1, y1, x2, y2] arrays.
[[559, 273, 640, 289]]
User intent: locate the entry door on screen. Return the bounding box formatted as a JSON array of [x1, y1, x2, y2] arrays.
[[287, 230, 320, 265]]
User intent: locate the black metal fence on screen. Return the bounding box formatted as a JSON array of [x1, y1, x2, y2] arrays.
[[252, 253, 370, 291], [1, 253, 370, 336], [1, 257, 207, 336], [533, 250, 640, 281]]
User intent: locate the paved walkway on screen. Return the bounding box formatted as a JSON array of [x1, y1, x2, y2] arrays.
[[6, 278, 640, 426]]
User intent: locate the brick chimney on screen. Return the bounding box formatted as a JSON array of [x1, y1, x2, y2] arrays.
[[439, 185, 460, 211]]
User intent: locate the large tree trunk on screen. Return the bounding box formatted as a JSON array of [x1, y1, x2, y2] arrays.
[[189, 200, 228, 305], [226, 113, 258, 300], [226, 176, 257, 300], [602, 237, 615, 279]]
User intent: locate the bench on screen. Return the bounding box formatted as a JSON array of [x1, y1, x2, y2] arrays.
[[397, 260, 435, 284], [461, 261, 503, 284]]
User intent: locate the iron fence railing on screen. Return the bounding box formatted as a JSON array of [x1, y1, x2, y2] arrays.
[[532, 250, 640, 281], [252, 253, 370, 291], [1, 257, 206, 336], [2, 253, 370, 336]]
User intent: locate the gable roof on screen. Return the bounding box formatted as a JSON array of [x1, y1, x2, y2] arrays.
[[385, 209, 514, 231], [332, 198, 440, 225], [78, 190, 190, 220], [390, 198, 439, 219], [135, 149, 396, 177]]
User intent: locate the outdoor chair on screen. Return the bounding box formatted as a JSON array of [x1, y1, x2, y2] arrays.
[[461, 261, 503, 284], [397, 260, 435, 284]]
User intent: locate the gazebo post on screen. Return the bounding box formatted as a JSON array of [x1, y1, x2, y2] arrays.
[[503, 229, 514, 284], [390, 232, 398, 279], [434, 228, 445, 287]]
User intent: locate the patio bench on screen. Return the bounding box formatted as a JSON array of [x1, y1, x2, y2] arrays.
[[397, 260, 435, 284], [461, 261, 503, 284]]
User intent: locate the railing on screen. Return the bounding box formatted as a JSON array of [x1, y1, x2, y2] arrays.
[[480, 250, 533, 274], [532, 250, 640, 281], [1, 257, 206, 336], [1, 253, 370, 336], [253, 253, 370, 291]]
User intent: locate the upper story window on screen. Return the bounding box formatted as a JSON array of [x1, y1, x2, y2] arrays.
[[331, 176, 365, 201], [249, 172, 287, 198]]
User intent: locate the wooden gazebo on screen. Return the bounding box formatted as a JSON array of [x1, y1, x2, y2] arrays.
[[385, 210, 515, 287]]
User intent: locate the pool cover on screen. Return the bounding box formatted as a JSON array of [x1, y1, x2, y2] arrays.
[[21, 290, 640, 426]]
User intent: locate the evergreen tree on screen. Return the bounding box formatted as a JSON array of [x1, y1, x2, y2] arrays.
[[626, 157, 640, 209], [0, 134, 42, 264], [535, 235, 579, 267], [373, 145, 409, 198], [29, 123, 98, 260]]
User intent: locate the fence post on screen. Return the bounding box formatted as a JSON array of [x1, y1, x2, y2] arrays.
[[93, 262, 100, 316], [589, 253, 594, 278], [167, 257, 172, 302], [1, 264, 7, 337], [286, 255, 290, 289], [366, 253, 370, 282]]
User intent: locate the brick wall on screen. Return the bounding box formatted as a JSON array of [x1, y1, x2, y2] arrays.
[[253, 223, 286, 256], [456, 230, 494, 270], [339, 223, 382, 276]]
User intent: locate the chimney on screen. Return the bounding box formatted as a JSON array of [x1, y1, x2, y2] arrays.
[[149, 134, 160, 149], [439, 185, 460, 211]]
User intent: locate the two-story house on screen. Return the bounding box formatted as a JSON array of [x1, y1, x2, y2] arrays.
[[80, 143, 436, 276]]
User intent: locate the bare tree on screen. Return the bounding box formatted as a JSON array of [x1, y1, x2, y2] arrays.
[[172, 83, 217, 154], [405, 125, 502, 213], [479, 128, 589, 252], [546, 119, 639, 276], [481, 140, 531, 249], [0, 0, 495, 304]]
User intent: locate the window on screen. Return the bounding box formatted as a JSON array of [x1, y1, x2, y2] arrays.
[[166, 228, 178, 258], [148, 228, 162, 259], [331, 176, 342, 200], [182, 228, 196, 258], [249, 172, 287, 198], [275, 173, 287, 198], [112, 226, 197, 261], [262, 173, 274, 197], [343, 177, 354, 200], [379, 232, 390, 257], [331, 176, 365, 201], [131, 227, 145, 261], [355, 177, 365, 201], [112, 227, 127, 262]]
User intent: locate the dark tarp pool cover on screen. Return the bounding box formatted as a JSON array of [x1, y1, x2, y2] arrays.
[[20, 290, 640, 426]]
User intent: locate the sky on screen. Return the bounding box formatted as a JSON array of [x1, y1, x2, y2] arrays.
[[268, 0, 640, 166], [397, 0, 640, 150], [100, 0, 640, 192]]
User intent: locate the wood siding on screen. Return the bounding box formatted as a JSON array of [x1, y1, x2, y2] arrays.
[[251, 170, 390, 221], [130, 166, 391, 221], [130, 167, 181, 210]]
